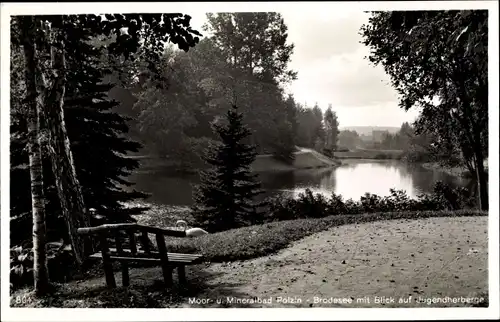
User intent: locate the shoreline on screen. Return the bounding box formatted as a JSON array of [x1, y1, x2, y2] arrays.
[[133, 148, 342, 174], [333, 148, 403, 160]]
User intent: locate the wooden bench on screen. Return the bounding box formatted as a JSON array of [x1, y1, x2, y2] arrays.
[[77, 223, 204, 288]]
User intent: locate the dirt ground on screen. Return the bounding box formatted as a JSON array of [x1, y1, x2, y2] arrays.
[[37, 216, 488, 308], [180, 216, 488, 308]]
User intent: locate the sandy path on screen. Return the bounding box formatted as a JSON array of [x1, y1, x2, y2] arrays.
[[178, 216, 488, 308]]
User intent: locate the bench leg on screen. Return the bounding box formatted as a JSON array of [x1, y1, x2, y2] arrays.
[[103, 261, 116, 288], [178, 266, 186, 285], [161, 265, 173, 288], [99, 236, 116, 288], [121, 262, 130, 287]]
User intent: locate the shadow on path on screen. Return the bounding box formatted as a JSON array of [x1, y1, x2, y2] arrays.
[[32, 264, 255, 308]]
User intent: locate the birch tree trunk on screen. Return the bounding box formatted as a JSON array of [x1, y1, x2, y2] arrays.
[[40, 28, 93, 266], [21, 16, 49, 295]]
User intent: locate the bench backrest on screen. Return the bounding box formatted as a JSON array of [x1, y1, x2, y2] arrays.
[[77, 223, 187, 259]]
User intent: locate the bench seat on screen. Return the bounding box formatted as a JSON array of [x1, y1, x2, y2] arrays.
[[89, 250, 204, 264]]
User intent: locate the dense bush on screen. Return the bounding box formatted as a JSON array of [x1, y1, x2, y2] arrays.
[[191, 180, 476, 229], [268, 181, 476, 221]]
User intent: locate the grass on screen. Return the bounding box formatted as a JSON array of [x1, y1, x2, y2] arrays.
[[252, 148, 340, 172], [10, 280, 188, 308], [127, 201, 194, 227], [154, 209, 487, 263]]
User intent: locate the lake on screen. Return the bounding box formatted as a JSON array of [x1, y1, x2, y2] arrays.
[[127, 160, 474, 206]]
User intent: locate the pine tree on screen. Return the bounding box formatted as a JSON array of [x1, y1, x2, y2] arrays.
[[63, 56, 149, 223], [192, 105, 264, 232]]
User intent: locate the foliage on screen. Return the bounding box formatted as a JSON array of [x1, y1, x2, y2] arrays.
[[204, 12, 297, 84], [129, 21, 299, 165], [268, 182, 476, 221], [10, 12, 203, 216], [10, 13, 202, 294], [118, 13, 354, 167], [269, 120, 296, 164], [10, 33, 150, 245], [10, 242, 75, 291], [324, 105, 340, 151], [360, 10, 488, 209], [338, 130, 362, 150], [295, 104, 325, 150], [192, 105, 265, 232], [10, 245, 34, 290], [204, 12, 299, 157]]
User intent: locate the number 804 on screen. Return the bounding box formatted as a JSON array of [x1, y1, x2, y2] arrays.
[[15, 295, 33, 305]]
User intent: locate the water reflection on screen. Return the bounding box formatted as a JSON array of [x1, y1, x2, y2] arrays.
[[127, 160, 473, 206], [332, 161, 416, 200]]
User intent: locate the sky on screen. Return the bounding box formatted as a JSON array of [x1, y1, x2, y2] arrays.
[[188, 10, 421, 128]]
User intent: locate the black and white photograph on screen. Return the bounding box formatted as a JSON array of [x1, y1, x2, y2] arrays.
[[1, 1, 498, 321]]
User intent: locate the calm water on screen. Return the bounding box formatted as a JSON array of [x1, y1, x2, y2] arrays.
[[127, 160, 473, 206]]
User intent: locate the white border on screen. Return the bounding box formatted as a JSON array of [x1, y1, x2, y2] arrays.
[[1, 1, 499, 321]]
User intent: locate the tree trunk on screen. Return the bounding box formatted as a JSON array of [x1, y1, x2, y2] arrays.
[[473, 147, 488, 210], [40, 28, 92, 266], [452, 63, 487, 211], [460, 147, 476, 176], [21, 16, 50, 295]]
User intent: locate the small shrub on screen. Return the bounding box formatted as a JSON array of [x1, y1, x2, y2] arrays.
[[10, 245, 34, 290], [10, 242, 76, 291], [326, 193, 348, 214], [268, 195, 301, 221], [295, 189, 329, 218]]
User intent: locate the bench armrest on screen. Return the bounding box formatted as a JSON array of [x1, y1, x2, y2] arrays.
[[77, 223, 187, 237]]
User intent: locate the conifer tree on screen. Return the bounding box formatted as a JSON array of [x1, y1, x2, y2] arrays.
[[192, 104, 264, 232]]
